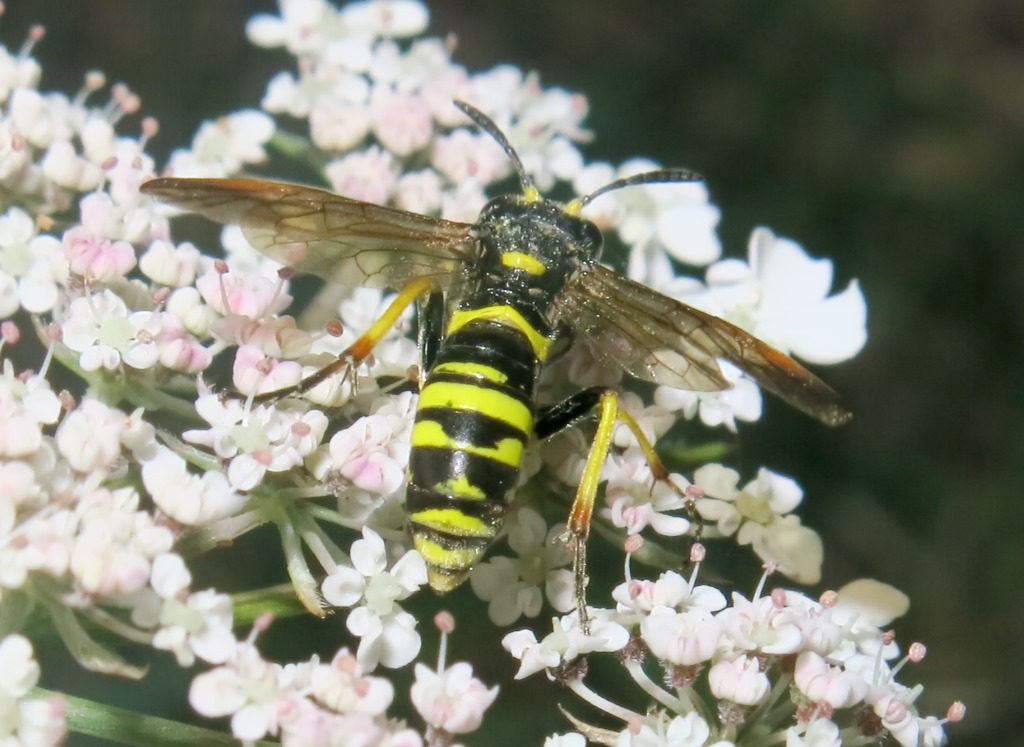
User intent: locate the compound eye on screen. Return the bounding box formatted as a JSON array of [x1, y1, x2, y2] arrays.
[[479, 194, 515, 222], [580, 219, 603, 259]]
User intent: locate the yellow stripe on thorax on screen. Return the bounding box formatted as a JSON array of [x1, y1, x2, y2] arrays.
[[500, 251, 547, 276], [417, 380, 533, 433], [412, 419, 526, 469], [447, 305, 552, 361]]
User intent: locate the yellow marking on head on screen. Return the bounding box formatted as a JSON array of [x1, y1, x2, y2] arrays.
[[433, 361, 508, 384], [412, 419, 527, 469], [447, 305, 552, 361], [409, 507, 492, 537], [500, 251, 547, 276], [417, 382, 533, 434], [523, 185, 542, 203], [564, 198, 583, 216]]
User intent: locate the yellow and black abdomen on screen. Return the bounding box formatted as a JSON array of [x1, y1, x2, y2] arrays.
[[406, 312, 543, 592]]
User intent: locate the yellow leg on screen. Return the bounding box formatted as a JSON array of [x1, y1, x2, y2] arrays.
[[254, 277, 434, 402], [347, 277, 435, 361], [566, 389, 687, 632], [568, 391, 619, 539]]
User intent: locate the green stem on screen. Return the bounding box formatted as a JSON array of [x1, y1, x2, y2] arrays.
[[294, 508, 347, 572], [0, 588, 32, 637], [176, 510, 267, 557], [623, 659, 687, 713], [121, 378, 201, 420], [305, 503, 364, 530], [276, 509, 327, 617], [36, 583, 146, 679], [79, 606, 154, 646], [231, 583, 310, 626], [40, 687, 277, 747], [660, 439, 735, 467], [157, 430, 223, 472], [266, 130, 327, 174]]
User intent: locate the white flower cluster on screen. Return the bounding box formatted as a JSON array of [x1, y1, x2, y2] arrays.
[[0, 29, 146, 210], [190, 639, 424, 745], [247, 0, 588, 219], [541, 419, 825, 587], [653, 227, 867, 430], [0, 635, 65, 747], [468, 506, 576, 626], [322, 527, 427, 669], [187, 613, 497, 746], [504, 572, 962, 747], [0, 353, 243, 701], [692, 464, 825, 584], [0, 1, 957, 745]]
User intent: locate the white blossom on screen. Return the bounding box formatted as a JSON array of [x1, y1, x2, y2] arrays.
[[502, 611, 629, 679], [0, 635, 66, 746], [616, 711, 712, 747], [469, 507, 574, 626], [410, 661, 498, 734], [141, 445, 245, 524], [321, 528, 427, 669], [707, 654, 770, 705], [167, 109, 275, 178]]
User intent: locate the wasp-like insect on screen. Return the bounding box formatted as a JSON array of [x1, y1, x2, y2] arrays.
[[142, 101, 850, 620]]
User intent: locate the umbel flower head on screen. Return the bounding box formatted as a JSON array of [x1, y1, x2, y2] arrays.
[[0, 1, 961, 746]]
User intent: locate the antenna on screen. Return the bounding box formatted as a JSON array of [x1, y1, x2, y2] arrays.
[[453, 100, 536, 197], [578, 167, 703, 209], [453, 100, 702, 207]]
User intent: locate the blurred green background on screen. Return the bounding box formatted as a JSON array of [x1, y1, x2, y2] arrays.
[[6, 1, 1022, 745]]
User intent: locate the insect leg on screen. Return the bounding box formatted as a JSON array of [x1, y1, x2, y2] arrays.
[[535, 387, 685, 632], [254, 276, 435, 403], [415, 290, 446, 379], [534, 386, 604, 439]]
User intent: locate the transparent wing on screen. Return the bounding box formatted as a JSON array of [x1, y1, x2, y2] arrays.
[[141, 178, 477, 290], [558, 264, 852, 426]]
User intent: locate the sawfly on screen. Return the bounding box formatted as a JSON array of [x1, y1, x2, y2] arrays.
[[142, 101, 850, 622]]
